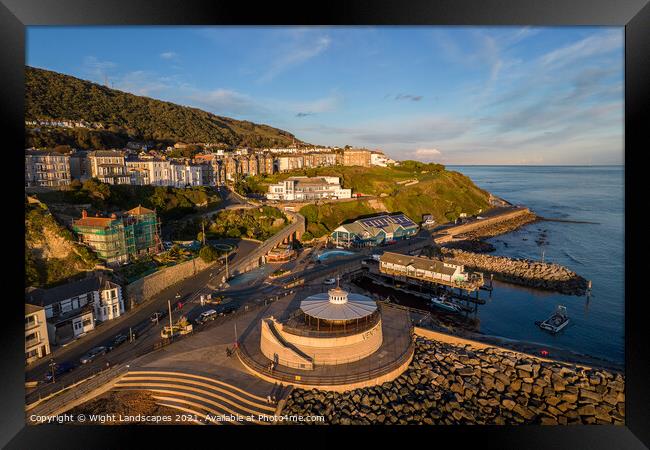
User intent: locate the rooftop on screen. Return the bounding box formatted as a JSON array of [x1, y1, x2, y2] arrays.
[[299, 287, 377, 322], [127, 205, 155, 216], [25, 276, 102, 307], [380, 251, 463, 276]]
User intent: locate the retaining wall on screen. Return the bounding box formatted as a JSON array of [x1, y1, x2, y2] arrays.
[[125, 257, 217, 307]]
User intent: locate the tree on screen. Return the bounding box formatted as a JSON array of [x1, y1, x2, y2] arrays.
[[52, 144, 72, 154], [199, 245, 219, 263]]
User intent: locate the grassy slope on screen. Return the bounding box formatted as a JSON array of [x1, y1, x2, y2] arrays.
[[262, 162, 492, 239]]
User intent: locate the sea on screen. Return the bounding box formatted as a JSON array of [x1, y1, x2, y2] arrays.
[[447, 166, 625, 366]]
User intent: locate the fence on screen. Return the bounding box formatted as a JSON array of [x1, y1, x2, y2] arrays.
[[27, 364, 129, 417], [237, 328, 415, 386], [281, 309, 382, 338]]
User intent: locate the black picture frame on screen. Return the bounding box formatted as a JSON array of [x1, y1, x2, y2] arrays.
[[2, 0, 648, 448]]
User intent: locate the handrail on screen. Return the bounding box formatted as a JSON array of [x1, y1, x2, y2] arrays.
[[281, 310, 382, 338], [237, 329, 414, 386]]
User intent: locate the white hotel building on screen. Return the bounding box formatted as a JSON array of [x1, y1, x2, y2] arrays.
[[267, 176, 352, 201]]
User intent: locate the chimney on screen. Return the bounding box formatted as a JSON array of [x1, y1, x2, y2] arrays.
[[81, 209, 88, 218]]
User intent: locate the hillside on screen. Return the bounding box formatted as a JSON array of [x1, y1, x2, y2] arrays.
[[239, 161, 491, 239], [25, 199, 100, 288], [25, 66, 303, 149]]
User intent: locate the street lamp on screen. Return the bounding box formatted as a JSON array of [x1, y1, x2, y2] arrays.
[[48, 359, 56, 383]]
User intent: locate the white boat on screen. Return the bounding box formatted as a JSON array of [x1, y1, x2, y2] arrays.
[[537, 305, 570, 333], [430, 295, 463, 313]]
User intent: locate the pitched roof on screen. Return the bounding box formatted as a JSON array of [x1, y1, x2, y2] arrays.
[[127, 205, 155, 215], [25, 277, 101, 307], [73, 216, 117, 228], [380, 252, 461, 276], [88, 150, 125, 157]]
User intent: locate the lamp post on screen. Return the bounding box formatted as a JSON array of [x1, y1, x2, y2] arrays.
[[48, 359, 56, 383]]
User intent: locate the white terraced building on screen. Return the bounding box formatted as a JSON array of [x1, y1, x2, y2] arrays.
[[266, 176, 352, 201]]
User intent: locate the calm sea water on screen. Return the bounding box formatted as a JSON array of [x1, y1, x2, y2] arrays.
[[448, 166, 625, 365]]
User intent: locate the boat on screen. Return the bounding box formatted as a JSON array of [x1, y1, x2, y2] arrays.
[[430, 294, 463, 313], [536, 305, 570, 333]]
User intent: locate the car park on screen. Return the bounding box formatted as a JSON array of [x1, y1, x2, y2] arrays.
[[80, 346, 107, 364]]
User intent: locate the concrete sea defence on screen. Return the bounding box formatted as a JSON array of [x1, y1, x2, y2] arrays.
[[452, 210, 538, 241], [434, 208, 537, 245], [281, 336, 625, 425], [441, 248, 589, 296]]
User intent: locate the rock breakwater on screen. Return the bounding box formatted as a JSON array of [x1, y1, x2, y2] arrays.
[[282, 337, 625, 425], [441, 248, 589, 296]]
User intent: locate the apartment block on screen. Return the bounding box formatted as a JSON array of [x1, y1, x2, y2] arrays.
[[25, 150, 71, 187]]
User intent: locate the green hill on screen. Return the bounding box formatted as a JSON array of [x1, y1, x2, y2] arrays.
[[239, 161, 492, 239], [25, 66, 303, 149]]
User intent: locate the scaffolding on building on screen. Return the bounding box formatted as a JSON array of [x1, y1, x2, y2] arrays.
[[71, 205, 163, 265]]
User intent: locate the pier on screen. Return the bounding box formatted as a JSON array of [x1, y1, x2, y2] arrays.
[[357, 271, 487, 306]]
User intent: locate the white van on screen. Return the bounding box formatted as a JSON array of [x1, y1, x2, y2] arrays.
[[197, 309, 218, 323]]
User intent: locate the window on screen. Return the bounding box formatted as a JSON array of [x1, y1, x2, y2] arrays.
[[82, 318, 92, 328], [25, 315, 37, 327]]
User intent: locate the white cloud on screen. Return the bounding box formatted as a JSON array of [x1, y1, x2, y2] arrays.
[[113, 71, 173, 96], [82, 56, 116, 82], [540, 30, 622, 68], [414, 148, 441, 156], [186, 88, 258, 116], [258, 34, 331, 82], [160, 51, 178, 60]]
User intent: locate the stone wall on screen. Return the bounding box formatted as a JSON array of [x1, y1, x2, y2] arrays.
[[125, 257, 217, 307], [282, 336, 625, 425], [441, 248, 588, 296]]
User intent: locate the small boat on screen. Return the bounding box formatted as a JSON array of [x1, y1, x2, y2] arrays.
[[536, 305, 570, 333], [430, 294, 463, 313]]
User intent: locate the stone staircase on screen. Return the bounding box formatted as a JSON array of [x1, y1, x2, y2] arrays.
[[113, 370, 277, 425]]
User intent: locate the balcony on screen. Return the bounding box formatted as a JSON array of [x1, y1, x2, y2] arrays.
[[25, 336, 44, 349], [25, 320, 41, 332]]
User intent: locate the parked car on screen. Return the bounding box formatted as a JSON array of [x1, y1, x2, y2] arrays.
[[111, 334, 128, 348], [80, 346, 107, 364], [150, 311, 166, 323], [220, 305, 236, 315], [44, 361, 75, 382], [323, 278, 336, 285], [195, 309, 218, 325]]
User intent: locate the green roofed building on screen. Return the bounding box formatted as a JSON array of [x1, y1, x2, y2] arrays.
[[330, 213, 419, 248], [72, 205, 162, 265]]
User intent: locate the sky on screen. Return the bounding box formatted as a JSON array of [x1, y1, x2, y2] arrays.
[[26, 26, 624, 165]]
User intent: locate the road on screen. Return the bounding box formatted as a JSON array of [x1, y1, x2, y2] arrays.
[[26, 231, 431, 402], [25, 239, 259, 386]]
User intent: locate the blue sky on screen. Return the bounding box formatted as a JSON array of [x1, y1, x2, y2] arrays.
[[27, 26, 623, 164]]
